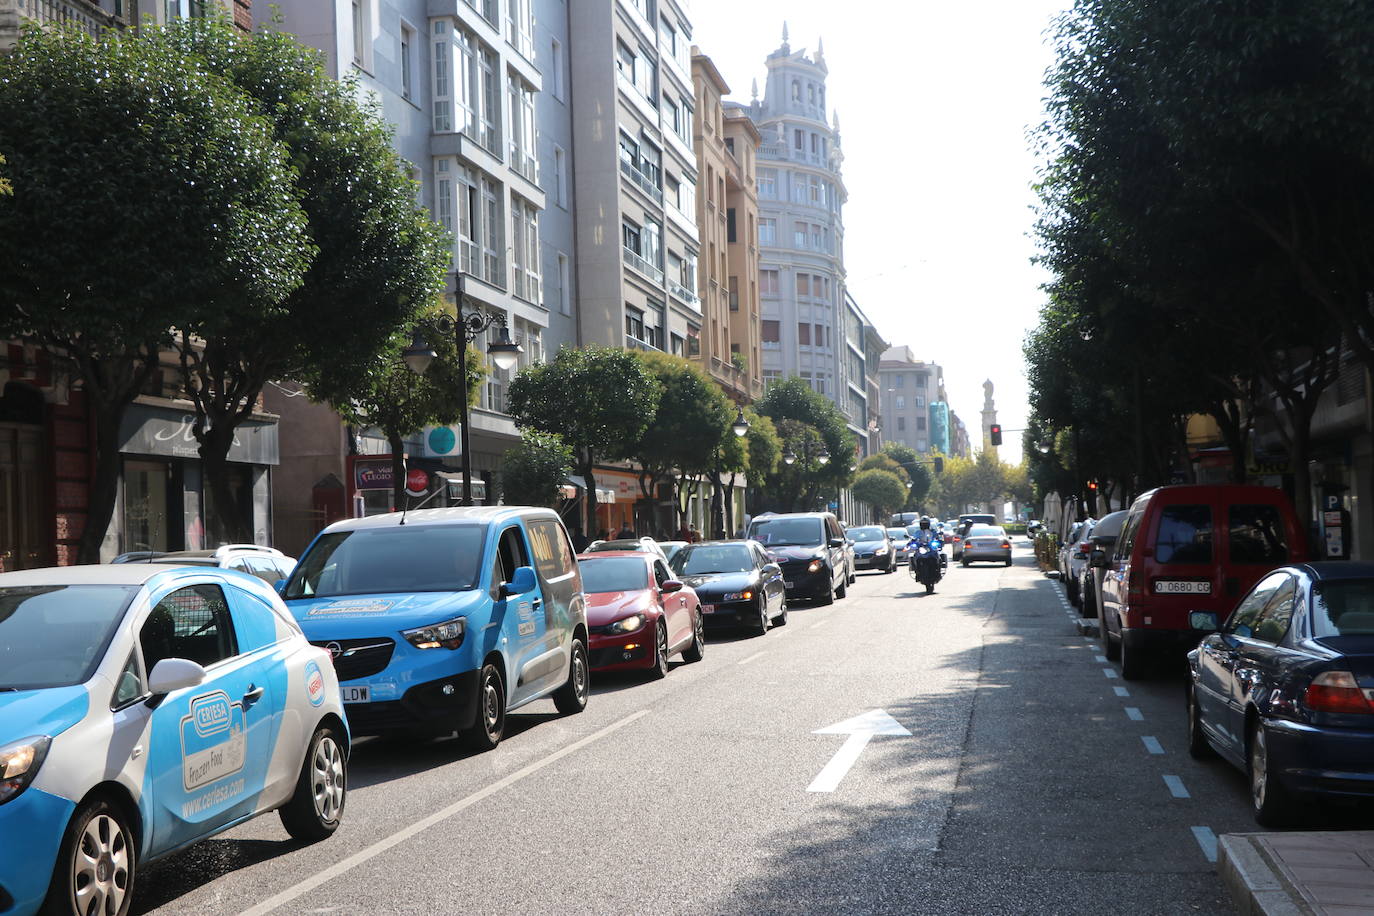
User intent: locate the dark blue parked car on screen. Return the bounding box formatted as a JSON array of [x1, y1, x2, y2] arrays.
[[1187, 562, 1374, 825]]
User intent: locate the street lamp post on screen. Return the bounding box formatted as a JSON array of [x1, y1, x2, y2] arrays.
[[402, 276, 522, 506]]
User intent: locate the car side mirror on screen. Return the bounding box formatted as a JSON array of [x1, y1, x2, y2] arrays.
[[828, 537, 845, 548], [763, 563, 781, 575], [660, 579, 684, 593], [147, 658, 207, 701], [1089, 549, 1108, 569], [501, 565, 538, 599]]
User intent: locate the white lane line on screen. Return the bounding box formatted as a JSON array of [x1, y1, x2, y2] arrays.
[[737, 651, 767, 666], [1163, 774, 1191, 798], [1191, 826, 1218, 863], [1142, 736, 1164, 755], [1094, 655, 1108, 663], [810, 620, 829, 630], [235, 709, 651, 916], [1114, 686, 1130, 697], [1103, 668, 1118, 679], [1125, 707, 1144, 721]]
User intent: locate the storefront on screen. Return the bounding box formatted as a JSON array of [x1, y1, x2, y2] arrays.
[[111, 402, 279, 558]]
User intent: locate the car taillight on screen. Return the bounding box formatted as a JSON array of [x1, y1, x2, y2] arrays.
[[1001, 541, 1011, 549], [964, 540, 973, 548], [1304, 671, 1374, 714], [1127, 566, 1144, 599]]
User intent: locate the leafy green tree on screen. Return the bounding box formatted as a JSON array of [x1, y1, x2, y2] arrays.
[[738, 409, 781, 522], [0, 24, 311, 561], [858, 454, 908, 482], [500, 431, 575, 509], [0, 154, 10, 196], [508, 345, 662, 538], [331, 303, 482, 509], [881, 442, 932, 509], [158, 15, 449, 543], [850, 469, 909, 524], [755, 377, 856, 512]]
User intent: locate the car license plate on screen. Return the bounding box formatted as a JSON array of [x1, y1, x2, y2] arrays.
[[1154, 580, 1211, 595], [784, 580, 796, 589], [701, 604, 716, 614], [341, 685, 371, 703]]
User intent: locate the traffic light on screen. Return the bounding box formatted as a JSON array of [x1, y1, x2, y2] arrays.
[[1088, 480, 1098, 491], [933, 456, 944, 473], [990, 424, 1003, 447]]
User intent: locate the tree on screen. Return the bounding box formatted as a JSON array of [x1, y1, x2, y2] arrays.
[[738, 409, 781, 523], [330, 302, 482, 510], [508, 345, 662, 538], [850, 470, 909, 524], [0, 154, 10, 196], [755, 377, 856, 512], [0, 23, 311, 561], [882, 442, 932, 509], [158, 15, 449, 543], [500, 431, 575, 509]]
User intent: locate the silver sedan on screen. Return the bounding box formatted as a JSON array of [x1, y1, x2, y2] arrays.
[[959, 525, 1013, 566], [887, 528, 913, 563]]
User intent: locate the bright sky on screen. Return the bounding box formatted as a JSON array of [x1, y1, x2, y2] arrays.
[[689, 0, 1075, 466]]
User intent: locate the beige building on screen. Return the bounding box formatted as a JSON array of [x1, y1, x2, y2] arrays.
[[568, 0, 703, 357], [690, 49, 762, 403]]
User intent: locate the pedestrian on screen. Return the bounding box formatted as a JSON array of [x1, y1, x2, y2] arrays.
[[688, 524, 701, 543], [570, 526, 589, 553], [676, 521, 692, 542], [616, 522, 636, 539]]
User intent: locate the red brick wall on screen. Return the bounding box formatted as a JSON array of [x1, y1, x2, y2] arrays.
[[233, 0, 251, 32]]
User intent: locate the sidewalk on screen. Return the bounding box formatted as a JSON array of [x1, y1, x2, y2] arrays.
[[1220, 831, 1374, 915]]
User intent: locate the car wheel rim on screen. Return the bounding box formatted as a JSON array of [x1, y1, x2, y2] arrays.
[[1251, 729, 1267, 809], [73, 813, 129, 916], [657, 625, 668, 670], [311, 735, 345, 823], [695, 615, 705, 647], [483, 673, 502, 737], [573, 645, 588, 701]]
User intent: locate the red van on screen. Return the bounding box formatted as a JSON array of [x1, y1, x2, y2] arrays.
[[1097, 485, 1309, 679]]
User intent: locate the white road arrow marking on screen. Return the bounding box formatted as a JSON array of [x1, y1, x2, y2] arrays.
[[807, 709, 911, 793]]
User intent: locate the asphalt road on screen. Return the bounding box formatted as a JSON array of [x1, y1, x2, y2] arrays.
[[136, 542, 1254, 915]]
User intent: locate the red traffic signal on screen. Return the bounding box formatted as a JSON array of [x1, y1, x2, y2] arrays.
[[989, 424, 1003, 447]]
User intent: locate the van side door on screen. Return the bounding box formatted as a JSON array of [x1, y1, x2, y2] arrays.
[[491, 524, 549, 707], [525, 517, 585, 693]]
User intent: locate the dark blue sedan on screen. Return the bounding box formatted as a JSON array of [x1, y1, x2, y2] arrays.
[[1187, 562, 1374, 825]]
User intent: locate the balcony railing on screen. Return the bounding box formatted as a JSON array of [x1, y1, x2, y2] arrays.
[[7, 0, 123, 49], [619, 158, 663, 204], [622, 247, 664, 284], [668, 280, 699, 309], [625, 334, 662, 352]]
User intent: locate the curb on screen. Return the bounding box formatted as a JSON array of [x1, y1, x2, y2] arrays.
[[1218, 834, 1313, 916]]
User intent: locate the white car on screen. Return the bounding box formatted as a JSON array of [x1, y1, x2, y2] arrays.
[[0, 564, 347, 916]]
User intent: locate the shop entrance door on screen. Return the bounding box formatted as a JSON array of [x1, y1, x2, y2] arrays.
[[0, 423, 50, 570]]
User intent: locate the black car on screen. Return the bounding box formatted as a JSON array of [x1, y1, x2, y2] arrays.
[[670, 540, 787, 635], [847, 525, 896, 573], [746, 512, 850, 605], [1078, 509, 1127, 619], [1187, 562, 1374, 825]]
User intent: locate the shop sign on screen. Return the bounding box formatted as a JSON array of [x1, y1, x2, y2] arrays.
[[423, 425, 462, 457], [119, 404, 279, 465], [405, 468, 430, 497], [354, 458, 394, 491]]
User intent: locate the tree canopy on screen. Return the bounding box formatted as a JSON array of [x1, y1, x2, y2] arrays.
[[500, 431, 575, 509], [850, 469, 909, 524], [753, 376, 856, 512]]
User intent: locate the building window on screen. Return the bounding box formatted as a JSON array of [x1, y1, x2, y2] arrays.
[[726, 208, 736, 243], [793, 129, 804, 151], [432, 24, 452, 131], [763, 369, 782, 389], [791, 79, 800, 101], [916, 417, 926, 431], [400, 23, 415, 100], [625, 306, 645, 343], [481, 175, 502, 284], [758, 218, 776, 245], [917, 372, 928, 387], [795, 272, 809, 297], [793, 222, 807, 249], [505, 0, 534, 60], [352, 0, 367, 67], [760, 269, 779, 295], [895, 396, 905, 409], [917, 439, 928, 451], [553, 145, 567, 208], [896, 375, 905, 388], [798, 323, 811, 346], [551, 38, 565, 100], [915, 395, 926, 408], [728, 276, 739, 311], [556, 253, 571, 315], [511, 196, 540, 303], [758, 169, 776, 199], [761, 319, 780, 345], [507, 74, 537, 181], [671, 333, 684, 356], [897, 416, 906, 432]]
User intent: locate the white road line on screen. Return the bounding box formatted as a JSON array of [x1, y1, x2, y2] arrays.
[[1191, 826, 1218, 863], [1113, 686, 1130, 697], [235, 709, 651, 916], [1103, 667, 1118, 679], [810, 620, 829, 630], [1163, 774, 1191, 798], [1094, 655, 1108, 663], [1142, 736, 1164, 755], [737, 651, 767, 666], [1125, 707, 1144, 721]]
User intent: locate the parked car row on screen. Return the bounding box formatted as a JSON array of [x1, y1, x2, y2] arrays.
[[0, 506, 881, 915]]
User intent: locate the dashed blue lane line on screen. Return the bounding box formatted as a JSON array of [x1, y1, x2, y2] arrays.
[[1191, 826, 1218, 862], [1142, 736, 1164, 755], [1163, 774, 1190, 798]]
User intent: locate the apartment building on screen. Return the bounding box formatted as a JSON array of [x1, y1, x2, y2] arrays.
[[747, 29, 848, 409], [691, 48, 763, 403], [535, 0, 578, 352], [568, 0, 703, 358], [0, 0, 251, 51], [879, 346, 948, 456]]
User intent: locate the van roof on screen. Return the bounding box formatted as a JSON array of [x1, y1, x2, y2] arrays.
[[321, 505, 559, 533], [1134, 484, 1295, 504]]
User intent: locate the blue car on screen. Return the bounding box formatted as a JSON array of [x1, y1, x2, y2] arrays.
[[0, 564, 347, 916], [1188, 562, 1374, 825], [279, 506, 589, 749]]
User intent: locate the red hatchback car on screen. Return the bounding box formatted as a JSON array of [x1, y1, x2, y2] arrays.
[[578, 551, 705, 678]]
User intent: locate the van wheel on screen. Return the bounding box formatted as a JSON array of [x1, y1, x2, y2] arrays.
[[553, 639, 589, 714], [462, 663, 506, 751], [1186, 682, 1215, 760], [1249, 722, 1295, 826], [43, 797, 136, 916], [279, 725, 347, 841], [682, 614, 706, 662]]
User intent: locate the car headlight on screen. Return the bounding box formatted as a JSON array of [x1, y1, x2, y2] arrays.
[[807, 559, 824, 573], [723, 590, 754, 602], [874, 546, 888, 556], [0, 735, 50, 806], [402, 616, 467, 650], [608, 613, 647, 635]]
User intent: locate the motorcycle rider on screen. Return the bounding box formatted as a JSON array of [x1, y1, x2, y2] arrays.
[[907, 517, 944, 577]]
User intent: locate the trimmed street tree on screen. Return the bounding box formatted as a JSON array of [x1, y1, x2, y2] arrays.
[[0, 23, 311, 561], [755, 377, 856, 512], [500, 431, 575, 510], [508, 345, 662, 538], [331, 303, 482, 510], [850, 469, 909, 524], [159, 15, 449, 543]]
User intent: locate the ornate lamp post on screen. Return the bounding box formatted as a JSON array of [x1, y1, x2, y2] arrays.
[[402, 277, 522, 506]]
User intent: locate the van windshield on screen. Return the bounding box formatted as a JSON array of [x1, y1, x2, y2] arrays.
[[1154, 505, 1213, 564], [285, 525, 485, 598], [749, 518, 824, 547]]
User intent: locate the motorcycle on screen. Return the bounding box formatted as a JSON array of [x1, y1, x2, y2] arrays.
[[909, 536, 944, 594]]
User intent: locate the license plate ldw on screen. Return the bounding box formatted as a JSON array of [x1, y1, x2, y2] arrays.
[[341, 685, 371, 703]]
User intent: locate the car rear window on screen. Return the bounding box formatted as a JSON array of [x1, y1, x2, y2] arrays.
[[1311, 581, 1374, 637], [1153, 505, 1212, 564], [579, 556, 648, 593], [848, 527, 885, 541], [967, 526, 1004, 537], [749, 518, 824, 547], [1228, 504, 1288, 565]]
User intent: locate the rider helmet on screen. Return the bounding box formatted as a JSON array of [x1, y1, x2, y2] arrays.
[[919, 516, 931, 530]]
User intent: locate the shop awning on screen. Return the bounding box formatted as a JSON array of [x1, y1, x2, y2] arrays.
[[564, 475, 616, 504], [437, 472, 487, 501]]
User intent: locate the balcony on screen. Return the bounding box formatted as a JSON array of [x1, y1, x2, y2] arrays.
[[622, 247, 664, 284], [4, 0, 124, 50], [668, 280, 700, 310], [619, 158, 663, 204], [625, 334, 662, 352]]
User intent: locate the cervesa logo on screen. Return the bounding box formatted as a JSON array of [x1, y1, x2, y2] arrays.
[[191, 692, 233, 739]]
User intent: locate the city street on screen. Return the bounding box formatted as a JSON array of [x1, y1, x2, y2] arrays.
[[134, 542, 1254, 915]]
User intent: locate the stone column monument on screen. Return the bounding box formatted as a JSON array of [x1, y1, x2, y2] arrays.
[[981, 379, 998, 454]]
